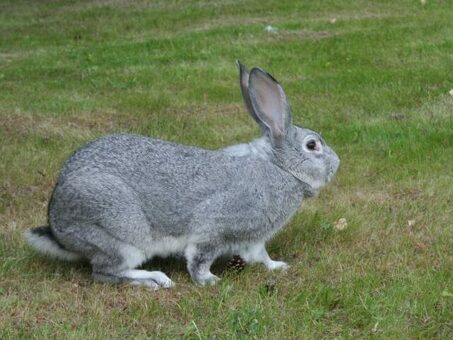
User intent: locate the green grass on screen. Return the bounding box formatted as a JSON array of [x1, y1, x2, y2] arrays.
[[1, 0, 452, 338]]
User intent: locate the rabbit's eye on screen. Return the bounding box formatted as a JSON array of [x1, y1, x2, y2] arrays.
[[306, 140, 317, 151]]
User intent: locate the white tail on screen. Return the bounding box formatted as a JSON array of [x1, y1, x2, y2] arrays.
[[24, 227, 82, 262]]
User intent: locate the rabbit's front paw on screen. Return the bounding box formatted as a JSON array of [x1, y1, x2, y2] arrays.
[[186, 243, 220, 286], [265, 260, 289, 271], [194, 273, 220, 286], [239, 243, 289, 271]]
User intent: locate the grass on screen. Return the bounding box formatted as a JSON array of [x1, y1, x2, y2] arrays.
[[1, 0, 452, 338]]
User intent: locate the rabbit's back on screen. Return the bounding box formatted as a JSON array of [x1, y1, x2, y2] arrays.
[[54, 134, 217, 229], [59, 133, 243, 203], [59, 134, 211, 182]]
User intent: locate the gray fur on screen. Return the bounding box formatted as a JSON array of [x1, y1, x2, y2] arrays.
[[25, 63, 339, 288]]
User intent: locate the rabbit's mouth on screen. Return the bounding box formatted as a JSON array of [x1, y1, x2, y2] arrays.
[[327, 154, 340, 182]]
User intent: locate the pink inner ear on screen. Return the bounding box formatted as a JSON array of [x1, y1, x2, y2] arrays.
[[250, 71, 288, 137]]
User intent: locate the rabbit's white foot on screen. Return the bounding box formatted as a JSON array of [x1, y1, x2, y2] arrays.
[[239, 242, 289, 271], [195, 272, 220, 286], [93, 269, 175, 289], [264, 260, 289, 270], [123, 270, 175, 288]]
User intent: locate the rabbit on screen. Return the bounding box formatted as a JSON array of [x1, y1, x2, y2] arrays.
[[24, 62, 340, 289]]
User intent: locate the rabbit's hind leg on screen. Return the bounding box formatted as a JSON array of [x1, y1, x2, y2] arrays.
[[91, 244, 175, 289], [63, 225, 174, 289], [51, 174, 175, 288]]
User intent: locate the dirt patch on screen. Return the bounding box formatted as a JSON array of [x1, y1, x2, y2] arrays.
[[0, 52, 22, 62], [0, 112, 117, 139], [187, 16, 275, 33], [264, 30, 334, 43], [350, 189, 392, 206], [392, 188, 423, 201], [322, 10, 407, 22]]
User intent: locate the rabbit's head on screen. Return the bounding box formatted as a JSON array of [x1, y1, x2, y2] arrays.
[[238, 62, 340, 196]]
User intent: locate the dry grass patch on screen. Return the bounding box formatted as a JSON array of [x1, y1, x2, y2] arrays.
[[0, 111, 119, 140]]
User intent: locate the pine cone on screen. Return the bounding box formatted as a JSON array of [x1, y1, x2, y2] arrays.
[[227, 255, 246, 272]]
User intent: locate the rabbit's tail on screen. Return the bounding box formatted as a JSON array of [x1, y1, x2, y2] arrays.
[[24, 226, 82, 262]]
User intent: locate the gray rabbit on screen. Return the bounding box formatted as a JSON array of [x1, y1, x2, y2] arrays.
[[25, 62, 340, 288]]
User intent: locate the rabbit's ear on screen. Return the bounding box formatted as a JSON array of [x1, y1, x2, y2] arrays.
[[236, 61, 267, 133], [248, 67, 292, 147]]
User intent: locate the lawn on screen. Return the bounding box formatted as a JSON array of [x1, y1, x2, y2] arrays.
[[1, 0, 452, 338]]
